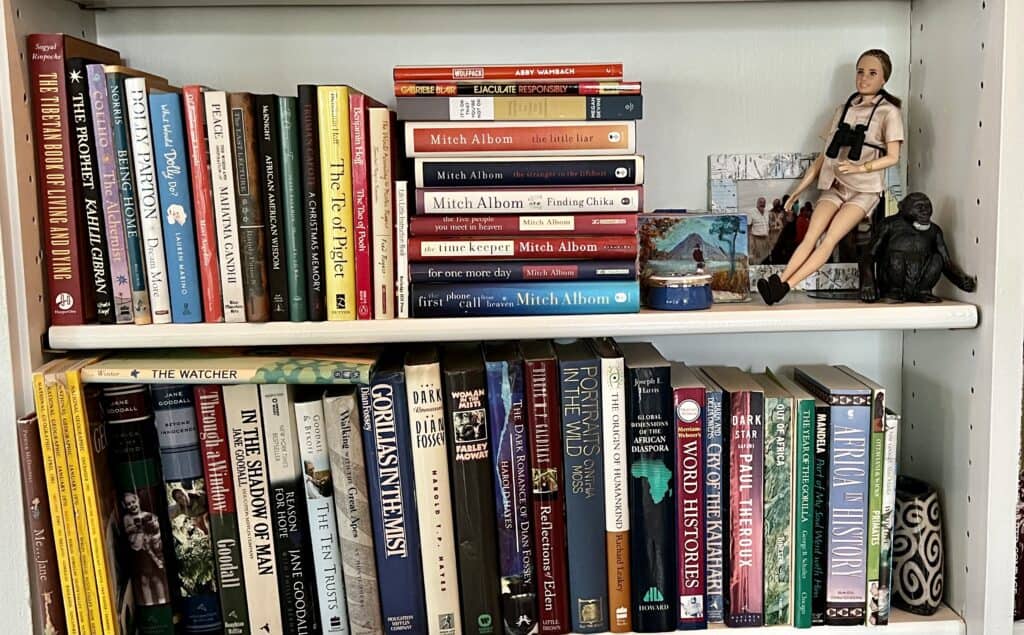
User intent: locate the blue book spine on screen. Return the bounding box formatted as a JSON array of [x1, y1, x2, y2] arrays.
[[149, 385, 223, 634], [150, 92, 203, 323], [359, 375, 428, 635], [557, 346, 608, 633], [411, 281, 639, 317], [700, 376, 727, 624], [410, 260, 637, 284]]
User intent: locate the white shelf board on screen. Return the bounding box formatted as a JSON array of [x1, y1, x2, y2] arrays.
[[698, 606, 964, 634], [47, 297, 977, 349], [76, 0, 868, 7]]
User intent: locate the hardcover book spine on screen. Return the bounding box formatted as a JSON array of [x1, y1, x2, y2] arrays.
[[404, 356, 462, 635], [811, 403, 831, 625], [360, 376, 428, 635], [107, 70, 152, 324], [294, 394, 350, 634], [626, 363, 676, 632], [410, 281, 639, 318], [222, 384, 284, 634], [726, 390, 764, 628], [409, 236, 637, 261], [524, 356, 570, 634], [17, 413, 69, 635], [193, 385, 250, 635], [763, 393, 793, 626], [28, 35, 90, 325], [348, 93, 373, 320], [405, 121, 636, 157], [700, 383, 726, 624], [99, 384, 176, 634], [125, 77, 173, 324], [409, 214, 638, 236], [182, 85, 224, 323], [66, 57, 114, 324], [203, 91, 247, 322], [151, 92, 203, 323], [150, 385, 223, 633], [87, 63, 134, 323], [324, 389, 385, 635], [298, 85, 326, 321], [395, 181, 410, 318], [600, 351, 631, 633], [866, 391, 886, 625], [393, 63, 623, 82], [416, 187, 642, 215], [559, 355, 608, 633], [396, 82, 642, 97], [415, 156, 644, 188], [485, 356, 539, 635], [318, 86, 356, 321], [277, 96, 309, 321], [255, 95, 289, 321], [674, 385, 706, 630], [877, 411, 900, 626], [259, 384, 320, 635], [793, 397, 816, 629], [369, 107, 395, 319], [397, 95, 643, 122], [228, 92, 271, 322], [410, 261, 636, 284]]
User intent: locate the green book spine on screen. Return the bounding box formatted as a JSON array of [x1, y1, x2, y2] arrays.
[[762, 392, 792, 626], [866, 409, 886, 621], [792, 395, 815, 628], [277, 96, 308, 321]]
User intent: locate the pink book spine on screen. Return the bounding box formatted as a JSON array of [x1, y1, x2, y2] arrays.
[[349, 92, 373, 320], [675, 385, 706, 628]]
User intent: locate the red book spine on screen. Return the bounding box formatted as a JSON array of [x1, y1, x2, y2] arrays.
[[394, 82, 642, 97], [727, 391, 765, 627], [408, 235, 637, 261], [394, 63, 623, 82], [675, 385, 706, 628], [349, 92, 373, 320], [409, 213, 637, 236], [28, 34, 90, 325], [525, 356, 570, 634], [183, 85, 224, 323]]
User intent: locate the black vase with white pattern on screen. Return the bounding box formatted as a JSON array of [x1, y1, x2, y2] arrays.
[[892, 475, 944, 616]]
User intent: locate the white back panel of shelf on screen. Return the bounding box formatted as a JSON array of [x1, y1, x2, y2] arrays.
[[904, 0, 1022, 633]]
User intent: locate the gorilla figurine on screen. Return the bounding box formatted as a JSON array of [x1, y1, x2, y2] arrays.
[[861, 192, 976, 303]]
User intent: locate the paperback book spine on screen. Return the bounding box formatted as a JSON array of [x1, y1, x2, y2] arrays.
[[414, 156, 644, 188], [404, 121, 636, 157], [222, 384, 284, 634], [866, 391, 887, 625], [877, 411, 900, 626], [410, 260, 636, 284], [255, 95, 290, 321], [600, 349, 630, 633], [397, 95, 643, 122], [409, 214, 638, 236], [674, 385, 706, 630], [763, 392, 793, 626], [348, 92, 373, 320], [277, 96, 309, 321], [125, 76, 172, 324], [393, 63, 624, 82], [359, 376, 428, 635], [698, 378, 726, 624], [811, 403, 831, 625], [626, 362, 676, 632], [416, 186, 642, 215], [523, 354, 570, 634], [726, 390, 764, 628], [151, 91, 203, 323], [66, 57, 114, 324], [87, 63, 134, 323], [484, 353, 539, 635], [369, 107, 395, 319], [106, 69, 152, 324], [182, 85, 224, 323], [150, 385, 223, 633], [259, 384, 320, 635], [324, 388, 385, 635], [793, 395, 816, 628], [293, 392, 350, 634], [298, 85, 326, 321], [203, 91, 247, 322], [408, 236, 637, 261], [318, 86, 356, 321], [193, 385, 250, 635], [396, 81, 641, 97], [410, 281, 639, 318], [395, 181, 410, 318]]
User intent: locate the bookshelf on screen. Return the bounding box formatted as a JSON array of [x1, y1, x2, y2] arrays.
[[1, 1, 1021, 635]]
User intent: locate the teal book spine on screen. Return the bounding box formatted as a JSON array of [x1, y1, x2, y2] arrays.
[[277, 96, 308, 321], [793, 396, 816, 628]]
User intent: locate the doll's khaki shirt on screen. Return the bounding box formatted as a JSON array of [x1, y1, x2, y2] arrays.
[[818, 93, 905, 194]]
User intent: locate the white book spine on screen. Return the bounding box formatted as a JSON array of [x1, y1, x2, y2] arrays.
[[369, 108, 395, 319], [221, 383, 284, 634], [404, 358, 462, 635], [204, 91, 247, 322], [600, 350, 630, 629], [124, 77, 171, 324], [879, 412, 900, 624], [294, 394, 350, 634], [420, 187, 641, 214], [395, 181, 409, 319]]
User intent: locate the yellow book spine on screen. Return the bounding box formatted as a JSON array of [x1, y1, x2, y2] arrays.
[[33, 367, 81, 635], [492, 96, 587, 120], [318, 85, 356, 320], [67, 364, 118, 634]]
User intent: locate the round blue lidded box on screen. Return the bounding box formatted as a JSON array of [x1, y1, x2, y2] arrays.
[[646, 273, 714, 311]]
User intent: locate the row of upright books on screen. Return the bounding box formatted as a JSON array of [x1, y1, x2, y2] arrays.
[[20, 343, 899, 634]]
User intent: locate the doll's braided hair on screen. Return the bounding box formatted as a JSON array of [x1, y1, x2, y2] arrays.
[[859, 48, 903, 108]]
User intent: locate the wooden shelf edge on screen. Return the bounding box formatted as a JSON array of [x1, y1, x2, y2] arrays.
[[47, 298, 978, 349]]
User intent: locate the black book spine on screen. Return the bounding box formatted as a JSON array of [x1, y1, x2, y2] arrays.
[[442, 347, 503, 635], [626, 363, 676, 632], [297, 85, 326, 321], [417, 157, 643, 188], [255, 95, 289, 321], [67, 57, 114, 323], [811, 403, 831, 625]]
